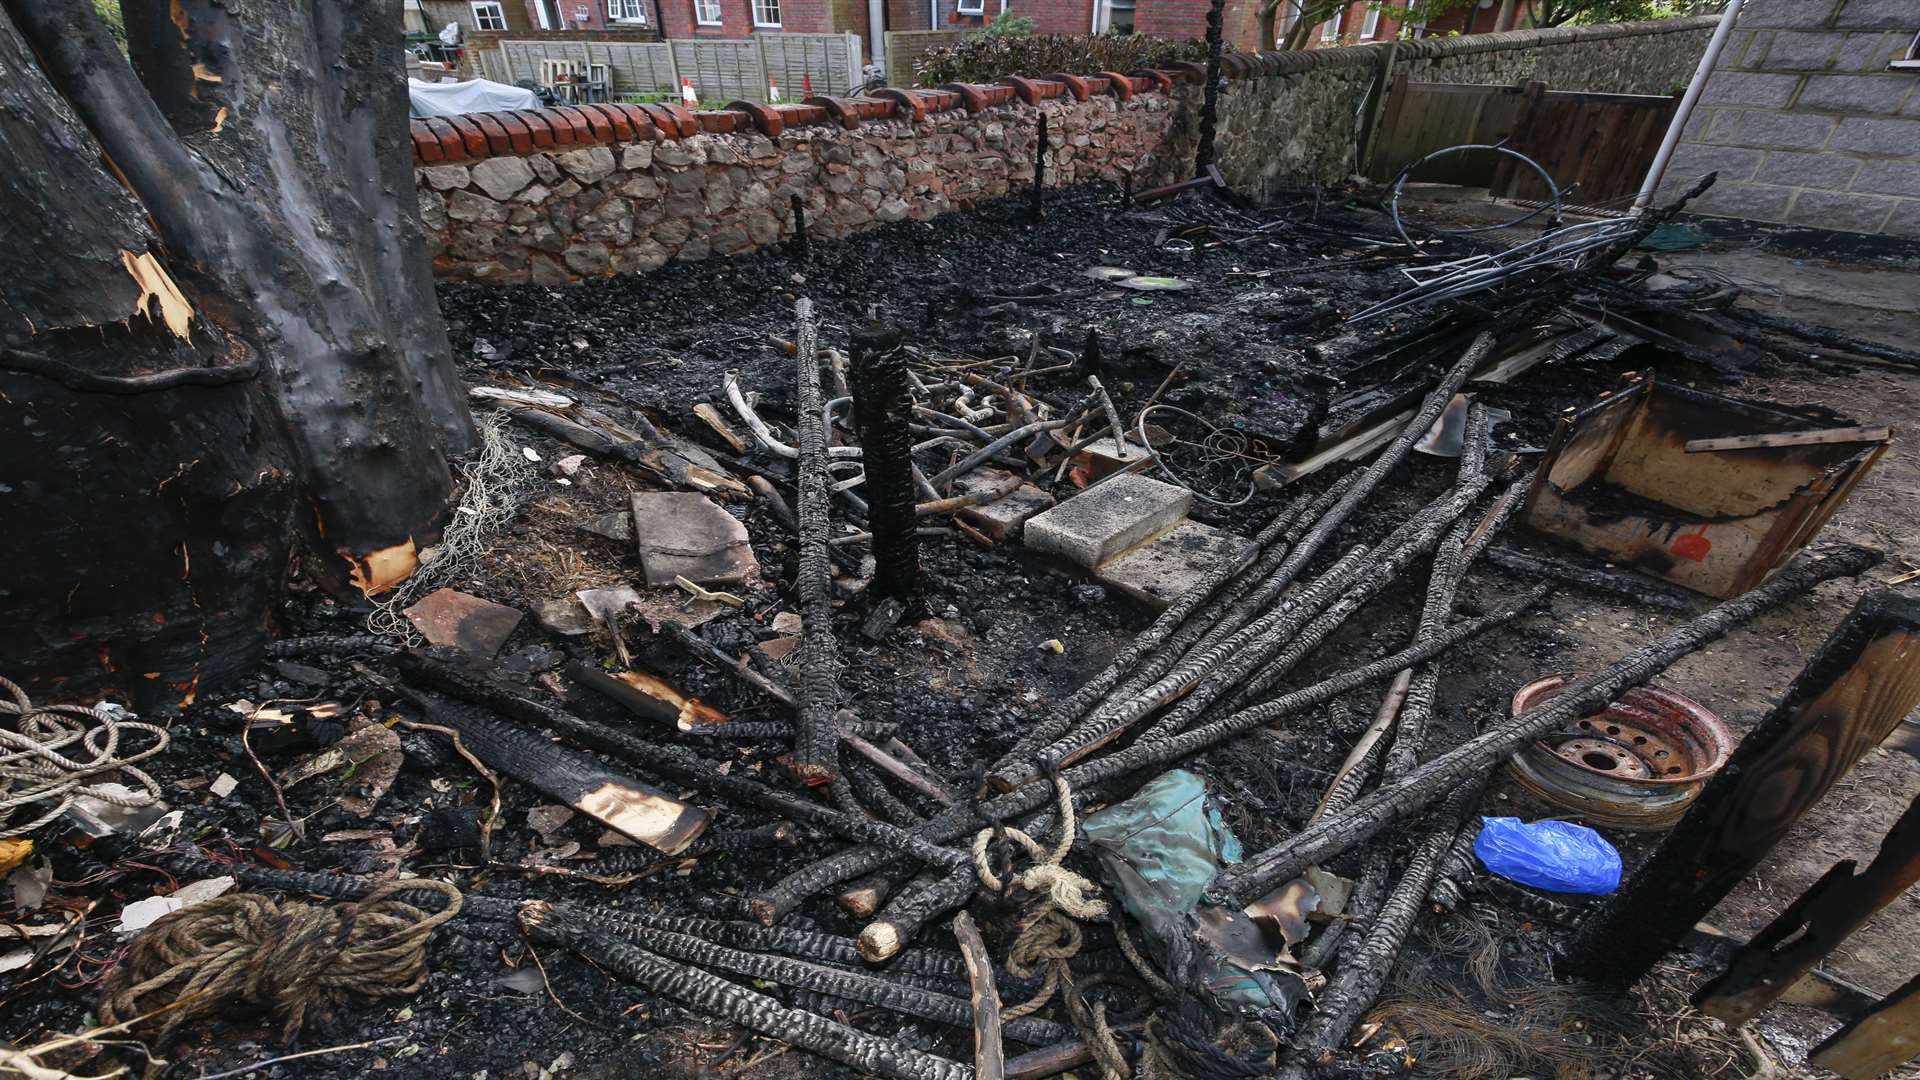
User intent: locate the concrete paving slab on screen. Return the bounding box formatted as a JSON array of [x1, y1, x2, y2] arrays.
[[404, 588, 523, 657], [1096, 520, 1258, 611], [954, 469, 1055, 540], [632, 491, 757, 586], [1024, 474, 1191, 568]]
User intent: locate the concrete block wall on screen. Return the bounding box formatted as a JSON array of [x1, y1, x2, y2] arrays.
[[1662, 0, 1920, 235]]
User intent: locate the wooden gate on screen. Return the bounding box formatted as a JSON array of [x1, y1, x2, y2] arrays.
[[1369, 77, 1680, 208], [1492, 83, 1680, 207]]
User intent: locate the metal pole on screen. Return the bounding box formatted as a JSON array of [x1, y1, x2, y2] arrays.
[[1633, 0, 1744, 212]]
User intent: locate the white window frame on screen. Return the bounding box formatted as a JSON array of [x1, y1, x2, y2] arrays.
[[694, 0, 722, 24], [470, 0, 509, 30], [1320, 11, 1341, 42], [751, 0, 780, 24], [1362, 6, 1381, 38], [1890, 30, 1920, 69], [607, 0, 648, 22], [956, 0, 985, 15]]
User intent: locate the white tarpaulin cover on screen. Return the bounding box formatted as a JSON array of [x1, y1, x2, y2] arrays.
[[408, 77, 538, 118]]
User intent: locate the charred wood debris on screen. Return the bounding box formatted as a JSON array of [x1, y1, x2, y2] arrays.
[[8, 172, 1916, 1080]]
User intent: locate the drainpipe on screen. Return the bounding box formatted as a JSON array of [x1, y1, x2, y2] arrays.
[[1633, 0, 1743, 213], [929, 0, 937, 31], [869, 0, 885, 66]]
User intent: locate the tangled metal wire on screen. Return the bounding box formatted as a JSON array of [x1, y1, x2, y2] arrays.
[[1347, 216, 1640, 325], [1135, 404, 1278, 507], [368, 411, 537, 643], [0, 675, 169, 838]]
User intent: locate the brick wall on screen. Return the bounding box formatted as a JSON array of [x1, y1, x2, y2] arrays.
[[1015, 0, 1093, 35], [414, 16, 1722, 282], [1660, 0, 1919, 236]]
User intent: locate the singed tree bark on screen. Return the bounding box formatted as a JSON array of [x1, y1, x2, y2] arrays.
[[0, 0, 472, 709]]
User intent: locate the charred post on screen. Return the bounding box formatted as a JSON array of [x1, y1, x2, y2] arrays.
[[851, 323, 924, 602], [1030, 112, 1048, 222], [1195, 0, 1225, 176]]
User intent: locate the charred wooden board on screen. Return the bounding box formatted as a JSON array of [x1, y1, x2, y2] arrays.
[[421, 690, 709, 854]]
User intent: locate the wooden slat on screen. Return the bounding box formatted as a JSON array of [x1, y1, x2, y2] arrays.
[[1564, 590, 1920, 989], [1686, 426, 1892, 453], [1809, 973, 1920, 1080], [1694, 793, 1920, 1028]]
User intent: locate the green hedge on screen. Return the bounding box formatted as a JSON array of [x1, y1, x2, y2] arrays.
[[912, 32, 1218, 88]]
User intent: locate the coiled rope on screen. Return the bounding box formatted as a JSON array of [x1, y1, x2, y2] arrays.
[[0, 676, 169, 838], [972, 773, 1137, 1079], [99, 879, 463, 1046]]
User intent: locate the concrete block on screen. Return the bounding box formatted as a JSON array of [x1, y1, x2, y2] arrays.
[[1095, 521, 1258, 611], [1796, 73, 1914, 114], [1024, 474, 1192, 569], [1071, 436, 1154, 481], [1706, 109, 1743, 142], [1853, 158, 1920, 197], [1756, 31, 1841, 71], [1882, 199, 1920, 237], [1839, 0, 1920, 30], [1837, 31, 1904, 72], [1734, 0, 1839, 29], [404, 588, 523, 658], [1756, 150, 1862, 188], [1703, 71, 1803, 109], [1731, 30, 1768, 68], [1730, 109, 1837, 149], [1830, 116, 1920, 155], [953, 469, 1056, 540], [1690, 180, 1796, 222], [1787, 189, 1899, 233], [631, 492, 757, 586], [1669, 143, 1764, 182]]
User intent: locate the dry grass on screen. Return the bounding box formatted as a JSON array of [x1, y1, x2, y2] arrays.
[[485, 494, 632, 601], [1362, 908, 1756, 1080]]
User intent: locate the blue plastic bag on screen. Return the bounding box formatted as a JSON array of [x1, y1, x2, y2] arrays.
[[1473, 816, 1622, 895]]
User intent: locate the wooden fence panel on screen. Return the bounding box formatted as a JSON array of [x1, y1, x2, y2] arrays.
[[481, 33, 853, 101], [1365, 78, 1528, 183], [1493, 87, 1678, 206]]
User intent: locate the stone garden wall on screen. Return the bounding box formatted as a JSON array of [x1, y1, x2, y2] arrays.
[[414, 17, 1717, 282]]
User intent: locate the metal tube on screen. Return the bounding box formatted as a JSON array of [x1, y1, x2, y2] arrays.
[[1634, 0, 1745, 212]]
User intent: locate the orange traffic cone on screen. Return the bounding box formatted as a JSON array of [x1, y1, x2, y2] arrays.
[[681, 77, 698, 108], [769, 79, 782, 103]]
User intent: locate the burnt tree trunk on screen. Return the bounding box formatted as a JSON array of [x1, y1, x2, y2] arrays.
[[0, 0, 472, 710]]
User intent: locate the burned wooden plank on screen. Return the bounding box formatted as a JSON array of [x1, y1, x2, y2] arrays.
[[1210, 546, 1881, 910], [415, 688, 710, 854], [1564, 588, 1920, 988], [1693, 791, 1920, 1027], [1685, 426, 1891, 453], [1809, 973, 1920, 1080], [952, 911, 1006, 1080], [564, 661, 729, 729]]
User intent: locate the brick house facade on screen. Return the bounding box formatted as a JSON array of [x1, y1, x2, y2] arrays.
[[958, 1, 1544, 54], [516, 0, 833, 36]]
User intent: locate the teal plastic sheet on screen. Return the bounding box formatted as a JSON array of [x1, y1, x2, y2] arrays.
[[1082, 770, 1305, 1023]]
